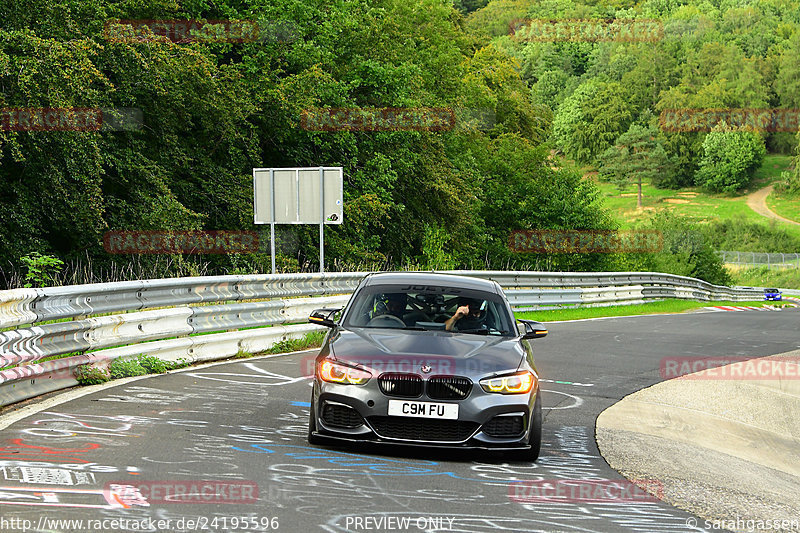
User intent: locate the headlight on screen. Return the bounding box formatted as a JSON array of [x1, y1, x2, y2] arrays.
[[318, 360, 371, 385], [480, 371, 536, 394]]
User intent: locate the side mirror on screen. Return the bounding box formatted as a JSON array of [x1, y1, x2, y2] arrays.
[[519, 319, 548, 339], [308, 308, 342, 328]]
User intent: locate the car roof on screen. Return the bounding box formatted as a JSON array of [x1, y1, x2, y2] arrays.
[[362, 271, 500, 293]]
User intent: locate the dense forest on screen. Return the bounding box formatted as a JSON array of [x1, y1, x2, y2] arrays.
[[0, 0, 797, 287], [471, 0, 800, 191]]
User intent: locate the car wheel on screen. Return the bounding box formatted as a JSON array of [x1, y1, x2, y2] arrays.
[[308, 395, 323, 445], [515, 392, 542, 462]]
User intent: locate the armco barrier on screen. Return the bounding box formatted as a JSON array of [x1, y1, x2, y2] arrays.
[[1, 297, 350, 367], [0, 288, 38, 328], [0, 271, 770, 408], [0, 323, 320, 406], [0, 273, 366, 329]]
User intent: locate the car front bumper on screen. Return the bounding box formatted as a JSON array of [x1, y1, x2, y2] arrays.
[[311, 379, 537, 449]]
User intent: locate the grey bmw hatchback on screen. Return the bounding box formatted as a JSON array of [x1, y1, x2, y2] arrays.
[[307, 272, 547, 461]]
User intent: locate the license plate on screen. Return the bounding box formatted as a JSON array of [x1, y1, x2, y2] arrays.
[[387, 400, 458, 420]]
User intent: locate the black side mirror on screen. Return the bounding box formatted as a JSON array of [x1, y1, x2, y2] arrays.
[[309, 308, 342, 328], [519, 319, 548, 339]]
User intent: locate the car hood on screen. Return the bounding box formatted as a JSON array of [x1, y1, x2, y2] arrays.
[[330, 328, 525, 377]]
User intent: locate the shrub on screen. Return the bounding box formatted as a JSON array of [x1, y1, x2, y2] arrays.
[[421, 224, 455, 270], [137, 354, 171, 374], [21, 252, 64, 288], [74, 365, 110, 385], [774, 167, 800, 196], [166, 357, 191, 370], [109, 357, 147, 379], [265, 331, 327, 354], [636, 211, 731, 285], [700, 215, 800, 252], [694, 125, 766, 193]]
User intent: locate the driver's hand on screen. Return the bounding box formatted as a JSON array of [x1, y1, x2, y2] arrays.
[[454, 305, 470, 319]]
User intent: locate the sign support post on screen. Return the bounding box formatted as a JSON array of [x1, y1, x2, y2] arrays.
[[253, 166, 343, 275], [270, 169, 276, 274], [319, 167, 325, 273]]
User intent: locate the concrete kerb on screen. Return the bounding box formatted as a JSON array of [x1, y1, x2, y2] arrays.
[[596, 349, 800, 527]]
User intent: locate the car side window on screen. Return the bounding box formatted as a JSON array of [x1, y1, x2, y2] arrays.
[[350, 294, 377, 326]]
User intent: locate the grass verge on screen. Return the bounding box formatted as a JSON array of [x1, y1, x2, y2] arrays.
[[516, 299, 771, 322], [264, 331, 326, 355], [222, 331, 328, 359], [591, 154, 800, 239], [73, 331, 326, 384], [766, 192, 800, 224], [727, 266, 800, 290]]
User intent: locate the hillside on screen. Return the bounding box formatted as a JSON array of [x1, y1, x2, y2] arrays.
[[1, 0, 799, 288]]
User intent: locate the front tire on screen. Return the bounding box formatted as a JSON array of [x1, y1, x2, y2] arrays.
[[515, 392, 542, 462], [307, 394, 323, 445]]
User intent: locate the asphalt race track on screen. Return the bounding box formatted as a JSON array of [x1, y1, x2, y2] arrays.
[[0, 309, 797, 533]]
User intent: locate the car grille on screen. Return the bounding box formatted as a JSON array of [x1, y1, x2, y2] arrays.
[[427, 376, 472, 400], [321, 402, 364, 428], [482, 414, 525, 438], [378, 373, 423, 397], [367, 416, 479, 442]]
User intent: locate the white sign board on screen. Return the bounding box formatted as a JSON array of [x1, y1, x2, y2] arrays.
[[253, 167, 343, 224], [253, 166, 344, 274]]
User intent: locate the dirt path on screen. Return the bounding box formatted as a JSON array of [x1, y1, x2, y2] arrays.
[[746, 185, 800, 226]]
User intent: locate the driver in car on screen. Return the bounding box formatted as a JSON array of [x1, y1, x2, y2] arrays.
[[384, 293, 407, 320], [445, 297, 486, 331]]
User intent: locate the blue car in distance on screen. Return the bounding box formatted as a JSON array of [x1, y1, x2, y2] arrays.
[[764, 288, 782, 301]]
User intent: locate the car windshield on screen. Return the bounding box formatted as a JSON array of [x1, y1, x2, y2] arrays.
[[343, 285, 515, 336]]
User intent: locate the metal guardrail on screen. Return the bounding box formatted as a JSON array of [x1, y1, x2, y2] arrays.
[[0, 271, 770, 408], [0, 273, 365, 329]]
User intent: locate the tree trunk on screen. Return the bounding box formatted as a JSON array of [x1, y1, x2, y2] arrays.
[[637, 177, 643, 209]]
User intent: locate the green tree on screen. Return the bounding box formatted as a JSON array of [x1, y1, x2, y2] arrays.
[[553, 79, 633, 164], [694, 124, 766, 193], [775, 34, 800, 108], [531, 69, 574, 110], [480, 133, 618, 271], [598, 124, 670, 209], [453, 0, 489, 15]]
